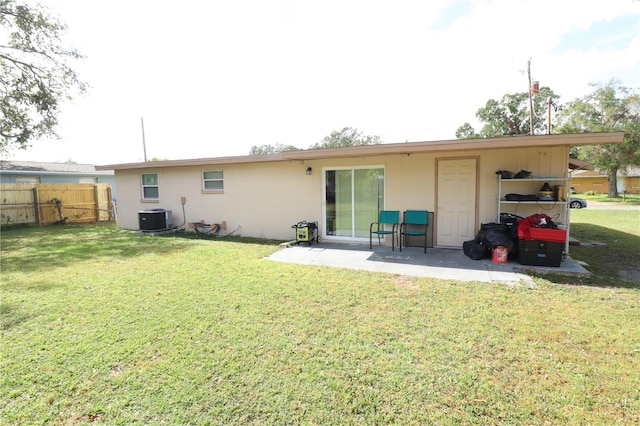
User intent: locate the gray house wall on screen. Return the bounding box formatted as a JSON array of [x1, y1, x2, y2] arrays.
[[0, 161, 116, 198]]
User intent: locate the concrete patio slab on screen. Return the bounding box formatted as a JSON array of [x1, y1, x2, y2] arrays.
[[266, 242, 591, 285]]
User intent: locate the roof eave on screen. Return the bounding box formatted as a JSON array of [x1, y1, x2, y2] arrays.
[[0, 169, 114, 176], [96, 153, 286, 171], [96, 132, 625, 170]]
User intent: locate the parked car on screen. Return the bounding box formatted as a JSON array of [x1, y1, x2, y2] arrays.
[[569, 197, 587, 209]]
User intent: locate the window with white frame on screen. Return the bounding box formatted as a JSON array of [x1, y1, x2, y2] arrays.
[[141, 173, 159, 199], [203, 171, 224, 191]]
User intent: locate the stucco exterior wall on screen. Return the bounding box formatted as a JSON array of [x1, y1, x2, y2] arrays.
[[570, 171, 640, 194], [625, 176, 640, 193], [114, 145, 569, 243], [116, 161, 321, 239], [478, 145, 569, 224], [571, 176, 608, 193]]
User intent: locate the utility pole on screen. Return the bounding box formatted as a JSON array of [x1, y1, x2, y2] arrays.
[[528, 60, 534, 135], [546, 97, 558, 135], [547, 97, 552, 135], [141, 117, 148, 162]]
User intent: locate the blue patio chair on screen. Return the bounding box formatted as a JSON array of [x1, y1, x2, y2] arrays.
[[399, 210, 428, 253], [369, 210, 400, 251]]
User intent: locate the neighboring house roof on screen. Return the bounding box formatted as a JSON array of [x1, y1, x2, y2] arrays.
[[568, 158, 594, 170], [1, 160, 114, 176], [96, 132, 625, 171], [572, 166, 640, 178], [621, 166, 640, 177]]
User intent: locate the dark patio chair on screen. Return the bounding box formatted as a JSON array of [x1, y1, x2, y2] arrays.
[[369, 210, 400, 251], [399, 210, 428, 253]]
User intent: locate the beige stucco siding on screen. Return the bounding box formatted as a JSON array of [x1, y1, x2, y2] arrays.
[[477, 145, 569, 224], [383, 154, 435, 212], [114, 145, 570, 242], [116, 161, 323, 239], [626, 176, 640, 193], [571, 176, 608, 193]]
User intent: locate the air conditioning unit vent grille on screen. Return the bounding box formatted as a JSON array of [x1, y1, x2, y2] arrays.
[[138, 209, 172, 231]]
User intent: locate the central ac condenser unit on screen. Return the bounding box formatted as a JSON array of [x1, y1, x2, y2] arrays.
[[138, 209, 173, 231]]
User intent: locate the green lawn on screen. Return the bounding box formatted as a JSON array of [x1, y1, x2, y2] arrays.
[[1, 221, 639, 425], [565, 209, 640, 287], [576, 192, 640, 206]]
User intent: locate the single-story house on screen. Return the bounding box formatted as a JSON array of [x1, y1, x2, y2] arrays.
[[0, 160, 116, 196], [571, 166, 640, 194], [97, 132, 624, 249]]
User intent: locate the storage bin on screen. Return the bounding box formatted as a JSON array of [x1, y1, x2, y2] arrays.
[[518, 239, 563, 267], [528, 227, 566, 242]]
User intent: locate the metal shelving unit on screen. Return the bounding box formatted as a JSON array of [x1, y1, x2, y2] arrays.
[[497, 175, 571, 256]]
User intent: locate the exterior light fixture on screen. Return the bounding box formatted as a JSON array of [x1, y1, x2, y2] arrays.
[[306, 167, 312, 175]]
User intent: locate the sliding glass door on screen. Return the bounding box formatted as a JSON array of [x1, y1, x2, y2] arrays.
[[324, 167, 384, 239]]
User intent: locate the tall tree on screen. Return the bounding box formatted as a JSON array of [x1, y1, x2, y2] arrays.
[[248, 143, 299, 155], [456, 86, 561, 138], [556, 80, 640, 197], [0, 0, 85, 153], [310, 127, 382, 149]]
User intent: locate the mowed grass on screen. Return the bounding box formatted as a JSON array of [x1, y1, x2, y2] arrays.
[[578, 192, 640, 206], [1, 222, 639, 425], [563, 209, 640, 287]]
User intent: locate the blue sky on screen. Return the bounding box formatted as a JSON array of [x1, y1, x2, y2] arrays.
[[553, 14, 638, 52], [431, 1, 471, 30], [5, 0, 640, 165]]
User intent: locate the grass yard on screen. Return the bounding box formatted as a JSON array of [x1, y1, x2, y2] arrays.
[[562, 209, 640, 287], [1, 219, 639, 425], [578, 192, 640, 206]]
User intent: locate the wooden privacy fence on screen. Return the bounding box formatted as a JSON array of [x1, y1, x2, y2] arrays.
[[0, 183, 114, 227]]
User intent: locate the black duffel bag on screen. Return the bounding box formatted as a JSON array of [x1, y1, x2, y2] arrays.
[[476, 222, 515, 252], [463, 239, 490, 260]]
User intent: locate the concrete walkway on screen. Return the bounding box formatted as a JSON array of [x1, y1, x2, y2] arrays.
[[266, 242, 590, 286]]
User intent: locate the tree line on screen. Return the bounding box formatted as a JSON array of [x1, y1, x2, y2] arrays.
[[455, 81, 639, 197]]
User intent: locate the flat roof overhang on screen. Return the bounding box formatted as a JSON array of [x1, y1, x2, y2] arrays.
[[0, 169, 113, 176], [97, 131, 625, 171]]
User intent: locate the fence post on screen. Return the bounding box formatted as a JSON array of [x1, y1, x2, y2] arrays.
[[33, 187, 41, 226], [94, 184, 99, 221], [107, 186, 114, 221]]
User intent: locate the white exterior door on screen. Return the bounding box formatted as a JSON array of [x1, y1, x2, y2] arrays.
[[436, 158, 477, 247]]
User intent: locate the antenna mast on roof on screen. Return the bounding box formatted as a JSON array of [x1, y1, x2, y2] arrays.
[[141, 117, 148, 162]]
